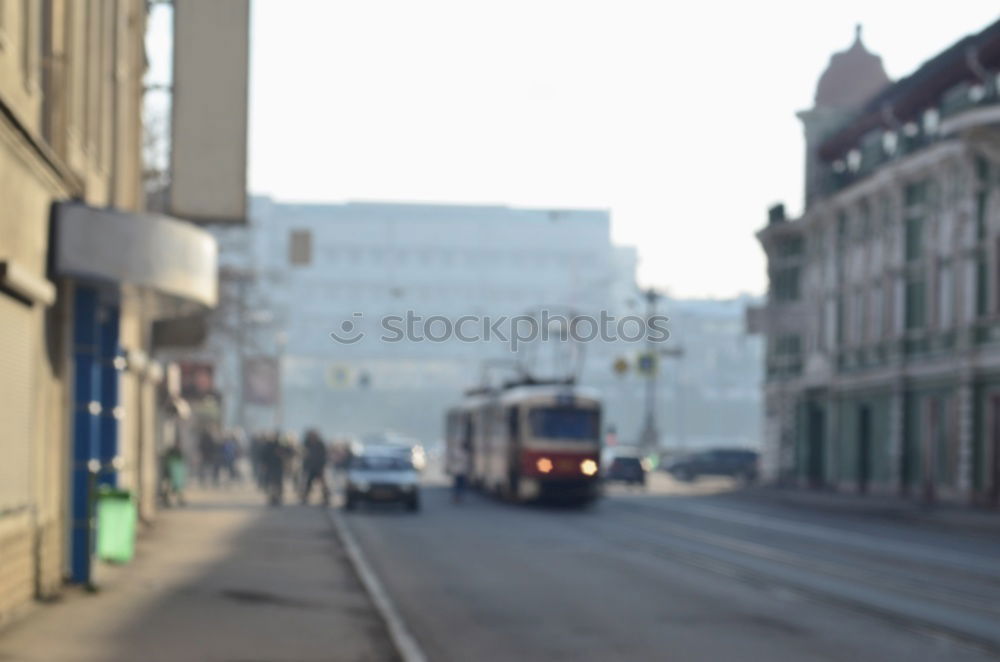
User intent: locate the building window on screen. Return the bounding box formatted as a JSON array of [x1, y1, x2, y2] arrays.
[[823, 297, 835, 350], [905, 217, 924, 262], [905, 278, 926, 330], [775, 236, 804, 258], [769, 333, 802, 378], [870, 283, 883, 341], [922, 108, 940, 136], [773, 334, 801, 357], [289, 229, 312, 266], [977, 256, 989, 317], [847, 149, 862, 173], [836, 293, 845, 345], [837, 212, 849, 250], [858, 199, 872, 241], [879, 194, 892, 232], [905, 180, 928, 208], [852, 289, 865, 345], [21, 0, 40, 90], [937, 264, 953, 329], [882, 131, 898, 157], [976, 157, 990, 241], [772, 267, 800, 302]]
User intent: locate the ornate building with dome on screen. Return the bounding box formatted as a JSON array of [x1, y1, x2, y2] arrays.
[[754, 20, 1000, 505]]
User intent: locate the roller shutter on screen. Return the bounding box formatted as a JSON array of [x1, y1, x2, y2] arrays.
[[0, 295, 35, 512]]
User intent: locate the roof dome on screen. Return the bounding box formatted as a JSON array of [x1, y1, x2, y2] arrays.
[[814, 25, 890, 109]]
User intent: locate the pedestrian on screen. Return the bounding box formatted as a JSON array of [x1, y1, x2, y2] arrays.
[[160, 442, 187, 507], [220, 429, 242, 485], [260, 431, 286, 506], [448, 439, 471, 504], [250, 432, 266, 488], [282, 432, 300, 493], [198, 427, 220, 486], [300, 429, 331, 505]]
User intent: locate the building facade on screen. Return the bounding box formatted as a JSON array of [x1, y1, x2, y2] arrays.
[[0, 0, 219, 626], [756, 21, 1000, 505]]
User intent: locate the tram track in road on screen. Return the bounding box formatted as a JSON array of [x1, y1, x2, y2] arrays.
[[550, 496, 1000, 654], [605, 497, 1000, 611], [613, 495, 1000, 580], [604, 501, 1000, 616]]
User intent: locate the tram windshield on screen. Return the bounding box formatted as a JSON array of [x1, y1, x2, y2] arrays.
[[528, 407, 599, 440]]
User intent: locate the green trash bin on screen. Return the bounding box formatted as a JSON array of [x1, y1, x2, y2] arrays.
[[167, 456, 187, 492], [96, 487, 137, 563]]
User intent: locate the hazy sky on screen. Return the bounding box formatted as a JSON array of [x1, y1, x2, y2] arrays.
[[153, 2, 999, 299]]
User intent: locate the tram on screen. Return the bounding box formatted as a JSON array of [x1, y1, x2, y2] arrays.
[[446, 379, 602, 504]]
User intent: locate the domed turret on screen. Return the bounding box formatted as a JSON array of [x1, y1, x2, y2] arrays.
[[799, 25, 891, 208], [814, 25, 890, 109]]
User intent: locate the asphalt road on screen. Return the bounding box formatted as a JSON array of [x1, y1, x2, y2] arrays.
[[343, 475, 1000, 662]]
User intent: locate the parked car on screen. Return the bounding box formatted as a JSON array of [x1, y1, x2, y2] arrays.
[[665, 449, 759, 482], [344, 450, 420, 511], [605, 455, 646, 486]]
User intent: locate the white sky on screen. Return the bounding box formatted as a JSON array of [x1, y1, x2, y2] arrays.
[[155, 2, 1000, 299]]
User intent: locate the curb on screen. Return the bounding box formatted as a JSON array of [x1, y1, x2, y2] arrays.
[[326, 509, 428, 662]]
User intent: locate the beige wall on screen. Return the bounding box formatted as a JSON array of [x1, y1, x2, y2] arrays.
[[0, 0, 147, 627]]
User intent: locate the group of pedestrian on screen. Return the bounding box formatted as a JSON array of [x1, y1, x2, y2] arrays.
[[158, 425, 346, 508], [249, 428, 333, 506], [159, 426, 246, 507], [197, 427, 246, 487]]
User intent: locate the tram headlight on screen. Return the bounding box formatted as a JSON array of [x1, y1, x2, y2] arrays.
[[580, 459, 598, 476], [536, 457, 554, 474]]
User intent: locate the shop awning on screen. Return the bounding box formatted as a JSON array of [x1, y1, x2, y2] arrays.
[[54, 202, 218, 307]]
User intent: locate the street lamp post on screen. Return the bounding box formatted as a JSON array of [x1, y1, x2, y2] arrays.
[[638, 289, 660, 453], [637, 289, 684, 456]]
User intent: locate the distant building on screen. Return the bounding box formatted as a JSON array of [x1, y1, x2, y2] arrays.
[[208, 198, 641, 442], [755, 20, 1000, 505], [660, 297, 764, 452]]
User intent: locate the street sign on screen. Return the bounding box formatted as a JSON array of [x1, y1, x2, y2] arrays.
[[326, 365, 352, 389], [637, 352, 658, 376]]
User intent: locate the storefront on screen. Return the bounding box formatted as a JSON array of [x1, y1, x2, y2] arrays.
[[54, 202, 217, 583]]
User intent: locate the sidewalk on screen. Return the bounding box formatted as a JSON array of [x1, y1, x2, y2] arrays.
[[0, 486, 399, 662]]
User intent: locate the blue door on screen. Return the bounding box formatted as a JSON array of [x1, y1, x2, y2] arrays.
[[70, 285, 121, 584]]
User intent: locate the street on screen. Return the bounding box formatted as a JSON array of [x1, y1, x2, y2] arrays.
[[1, 474, 998, 661], [344, 474, 1000, 662]]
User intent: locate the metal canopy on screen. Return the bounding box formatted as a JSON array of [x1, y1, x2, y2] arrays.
[[54, 202, 218, 307]]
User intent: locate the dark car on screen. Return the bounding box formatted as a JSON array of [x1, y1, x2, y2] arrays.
[[605, 456, 646, 486], [666, 449, 759, 482]]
